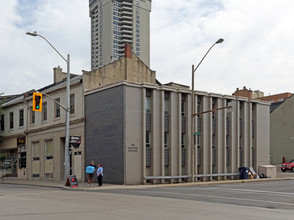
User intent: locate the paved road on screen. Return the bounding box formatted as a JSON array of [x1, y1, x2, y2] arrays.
[[1, 180, 294, 220], [101, 179, 294, 210]]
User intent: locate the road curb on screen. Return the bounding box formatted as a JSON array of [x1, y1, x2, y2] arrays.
[[2, 176, 294, 191]]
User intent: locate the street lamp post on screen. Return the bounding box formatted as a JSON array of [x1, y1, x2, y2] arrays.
[[191, 38, 224, 182], [26, 31, 71, 180]]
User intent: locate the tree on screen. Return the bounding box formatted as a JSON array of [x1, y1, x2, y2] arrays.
[[0, 95, 4, 147]]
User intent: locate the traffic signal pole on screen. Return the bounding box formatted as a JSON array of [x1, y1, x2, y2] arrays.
[[64, 54, 70, 180], [26, 32, 71, 180], [35, 91, 67, 110], [191, 38, 224, 182]]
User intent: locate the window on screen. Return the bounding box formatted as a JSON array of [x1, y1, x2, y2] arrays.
[[212, 98, 217, 117], [42, 102, 47, 121], [146, 131, 152, 167], [32, 142, 40, 161], [45, 140, 54, 160], [0, 114, 4, 131], [226, 146, 230, 168], [146, 131, 151, 148], [30, 107, 35, 124], [164, 92, 169, 114], [19, 109, 24, 127], [181, 133, 185, 149], [239, 118, 242, 136], [239, 146, 243, 166], [55, 98, 60, 118], [9, 112, 13, 129], [145, 96, 151, 113], [197, 96, 202, 115], [70, 94, 75, 114], [164, 132, 168, 148], [181, 97, 186, 116]]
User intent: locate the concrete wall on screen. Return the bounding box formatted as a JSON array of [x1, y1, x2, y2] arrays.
[[255, 103, 270, 166], [83, 54, 156, 92], [270, 95, 294, 164], [125, 86, 144, 184]]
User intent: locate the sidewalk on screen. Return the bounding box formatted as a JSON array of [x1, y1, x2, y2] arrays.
[[2, 173, 294, 191]]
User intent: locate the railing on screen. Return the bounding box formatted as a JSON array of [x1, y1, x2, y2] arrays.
[[144, 175, 191, 180], [195, 173, 239, 178], [144, 173, 240, 182]]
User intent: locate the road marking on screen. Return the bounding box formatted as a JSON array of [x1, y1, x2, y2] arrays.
[[163, 186, 294, 197], [3, 190, 67, 197], [172, 186, 294, 197], [211, 187, 294, 197], [130, 189, 294, 207]]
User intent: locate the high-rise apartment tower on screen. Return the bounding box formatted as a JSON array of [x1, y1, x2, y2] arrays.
[[89, 0, 151, 69]]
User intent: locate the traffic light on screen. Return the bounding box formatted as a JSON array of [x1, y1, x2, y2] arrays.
[[33, 92, 42, 112]]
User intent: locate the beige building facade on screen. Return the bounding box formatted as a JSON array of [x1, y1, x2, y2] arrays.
[[85, 81, 270, 184], [0, 68, 85, 181]]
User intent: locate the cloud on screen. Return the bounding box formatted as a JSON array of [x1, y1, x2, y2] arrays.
[[151, 0, 294, 95], [0, 0, 90, 95], [1, 0, 294, 96]]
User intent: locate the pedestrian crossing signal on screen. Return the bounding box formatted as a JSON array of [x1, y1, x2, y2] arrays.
[[33, 92, 42, 112]]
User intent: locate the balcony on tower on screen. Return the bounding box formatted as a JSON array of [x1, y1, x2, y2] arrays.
[[121, 19, 133, 25], [121, 10, 133, 17], [121, 6, 133, 12]]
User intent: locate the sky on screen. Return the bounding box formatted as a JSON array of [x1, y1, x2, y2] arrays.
[[1, 0, 294, 96]]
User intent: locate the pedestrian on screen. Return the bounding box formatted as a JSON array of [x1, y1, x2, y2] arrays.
[[97, 164, 103, 187], [86, 160, 96, 186]]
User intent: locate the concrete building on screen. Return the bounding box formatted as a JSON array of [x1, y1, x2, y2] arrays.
[[0, 47, 154, 182], [270, 94, 294, 165], [85, 82, 270, 185], [0, 68, 85, 181], [258, 93, 292, 103], [232, 86, 292, 104], [89, 0, 151, 69], [232, 86, 264, 99], [1, 53, 270, 184]]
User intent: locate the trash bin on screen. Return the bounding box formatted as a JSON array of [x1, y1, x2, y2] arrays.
[[239, 167, 249, 179]]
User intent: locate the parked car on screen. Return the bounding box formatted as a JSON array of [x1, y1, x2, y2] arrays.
[[281, 159, 294, 172]]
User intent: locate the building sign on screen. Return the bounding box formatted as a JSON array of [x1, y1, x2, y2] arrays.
[[69, 136, 81, 148], [65, 175, 79, 188], [17, 137, 25, 146], [128, 144, 138, 152]]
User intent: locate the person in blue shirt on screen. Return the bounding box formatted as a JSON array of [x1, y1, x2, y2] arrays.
[[87, 160, 96, 186], [97, 164, 103, 187]]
